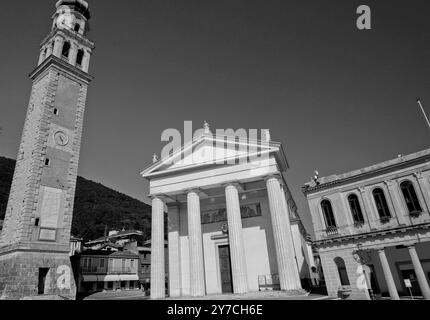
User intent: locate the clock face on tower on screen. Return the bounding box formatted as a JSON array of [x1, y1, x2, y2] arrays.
[[54, 131, 69, 146]]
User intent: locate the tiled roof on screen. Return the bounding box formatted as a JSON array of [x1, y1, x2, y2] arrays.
[[110, 250, 139, 259], [79, 249, 138, 258], [85, 230, 144, 245]]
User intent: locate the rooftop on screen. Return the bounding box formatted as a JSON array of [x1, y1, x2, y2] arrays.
[[85, 230, 144, 245], [303, 148, 430, 194], [79, 249, 138, 259]]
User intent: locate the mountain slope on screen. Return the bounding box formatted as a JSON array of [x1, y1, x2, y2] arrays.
[[0, 157, 151, 242]]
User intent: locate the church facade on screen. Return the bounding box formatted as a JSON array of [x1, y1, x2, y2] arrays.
[[0, 0, 94, 300], [142, 129, 314, 298]]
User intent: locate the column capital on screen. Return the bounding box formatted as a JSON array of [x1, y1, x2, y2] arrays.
[[383, 180, 394, 187], [376, 247, 387, 253], [184, 188, 201, 196], [406, 243, 417, 249], [223, 181, 243, 191], [149, 194, 166, 202], [264, 174, 282, 184], [413, 171, 423, 179]]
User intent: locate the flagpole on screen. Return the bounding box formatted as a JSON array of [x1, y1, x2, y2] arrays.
[[417, 98, 430, 130]]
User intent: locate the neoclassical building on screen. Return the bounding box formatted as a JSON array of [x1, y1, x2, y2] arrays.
[[141, 129, 314, 298], [303, 149, 430, 300]]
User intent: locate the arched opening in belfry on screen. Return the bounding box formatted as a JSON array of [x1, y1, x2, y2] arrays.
[[61, 41, 71, 59], [76, 49, 84, 67], [74, 23, 81, 33]]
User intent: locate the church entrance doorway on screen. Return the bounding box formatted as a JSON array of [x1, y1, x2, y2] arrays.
[[219, 245, 233, 294]]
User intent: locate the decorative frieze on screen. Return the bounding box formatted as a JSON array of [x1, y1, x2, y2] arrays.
[[201, 203, 261, 225]]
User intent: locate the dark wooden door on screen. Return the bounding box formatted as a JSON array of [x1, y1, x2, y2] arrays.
[[219, 245, 233, 293]]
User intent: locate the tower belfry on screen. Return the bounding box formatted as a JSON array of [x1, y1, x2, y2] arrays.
[[0, 0, 94, 300]]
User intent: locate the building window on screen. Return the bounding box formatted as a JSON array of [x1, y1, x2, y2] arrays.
[[76, 49, 84, 67], [53, 108, 59, 115], [74, 23, 81, 33], [131, 259, 134, 269], [321, 199, 337, 229], [100, 259, 105, 268], [61, 41, 71, 59], [372, 188, 391, 221], [348, 194, 365, 225], [44, 158, 51, 166], [400, 181, 422, 214], [334, 257, 350, 286]]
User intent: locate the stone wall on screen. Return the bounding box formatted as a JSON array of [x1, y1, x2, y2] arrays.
[[0, 251, 76, 300]]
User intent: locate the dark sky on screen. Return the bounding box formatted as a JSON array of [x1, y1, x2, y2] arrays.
[[0, 0, 429, 236]]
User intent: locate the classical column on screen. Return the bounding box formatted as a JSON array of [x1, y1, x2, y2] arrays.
[[150, 196, 166, 299], [225, 184, 248, 294], [281, 189, 302, 289], [377, 248, 400, 300], [187, 190, 206, 297], [168, 205, 182, 297], [407, 244, 430, 300], [266, 176, 299, 290]]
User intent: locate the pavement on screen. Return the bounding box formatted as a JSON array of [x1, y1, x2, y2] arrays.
[[83, 290, 334, 301]]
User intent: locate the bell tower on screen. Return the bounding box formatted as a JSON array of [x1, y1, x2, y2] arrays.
[[0, 0, 94, 300]]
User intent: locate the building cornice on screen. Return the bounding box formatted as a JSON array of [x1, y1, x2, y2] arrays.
[[313, 222, 430, 247], [302, 149, 430, 196], [29, 55, 94, 84]]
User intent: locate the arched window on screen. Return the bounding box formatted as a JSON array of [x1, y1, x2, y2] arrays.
[[372, 188, 391, 220], [76, 49, 84, 67], [61, 41, 71, 59], [400, 181, 422, 214], [74, 23, 81, 33], [321, 200, 337, 228], [334, 257, 350, 286], [348, 194, 365, 225]]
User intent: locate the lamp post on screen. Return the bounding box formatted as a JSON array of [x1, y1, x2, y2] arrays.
[[417, 98, 430, 130]]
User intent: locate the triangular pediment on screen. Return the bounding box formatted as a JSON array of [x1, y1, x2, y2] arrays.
[[141, 133, 289, 178]]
